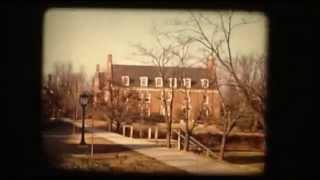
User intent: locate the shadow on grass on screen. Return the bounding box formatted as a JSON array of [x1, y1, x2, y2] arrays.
[[223, 155, 264, 164], [60, 143, 161, 154]]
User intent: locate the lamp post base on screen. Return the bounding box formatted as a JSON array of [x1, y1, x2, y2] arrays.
[[80, 138, 86, 145]]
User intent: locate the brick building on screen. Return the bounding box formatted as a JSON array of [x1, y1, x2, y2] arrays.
[[92, 54, 221, 124]]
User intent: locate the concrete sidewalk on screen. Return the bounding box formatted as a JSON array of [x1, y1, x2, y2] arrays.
[[62, 118, 262, 175]]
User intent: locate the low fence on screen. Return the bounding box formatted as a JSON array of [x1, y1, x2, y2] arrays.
[[122, 125, 160, 140], [120, 123, 265, 152]]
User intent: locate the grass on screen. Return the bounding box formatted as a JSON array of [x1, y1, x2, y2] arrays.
[[42, 119, 188, 175]]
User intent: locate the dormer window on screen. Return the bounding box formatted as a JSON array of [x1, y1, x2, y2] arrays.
[[168, 78, 177, 88], [183, 78, 191, 88], [201, 79, 209, 88], [140, 76, 148, 87], [155, 77, 163, 88], [121, 76, 130, 86]]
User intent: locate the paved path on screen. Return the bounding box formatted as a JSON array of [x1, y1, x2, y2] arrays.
[[61, 119, 262, 175]]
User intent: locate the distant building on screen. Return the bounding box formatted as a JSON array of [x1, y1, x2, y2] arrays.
[[92, 54, 221, 124]]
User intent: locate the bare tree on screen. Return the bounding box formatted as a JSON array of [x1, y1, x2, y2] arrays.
[[100, 85, 140, 133], [170, 37, 198, 151], [164, 11, 266, 158], [132, 26, 177, 148], [168, 11, 266, 131], [213, 54, 266, 160], [45, 62, 86, 123]]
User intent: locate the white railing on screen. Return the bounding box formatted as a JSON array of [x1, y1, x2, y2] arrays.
[[122, 124, 160, 140], [173, 128, 219, 159]]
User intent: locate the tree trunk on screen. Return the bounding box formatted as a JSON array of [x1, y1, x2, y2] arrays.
[[166, 123, 172, 148], [167, 88, 174, 148], [219, 112, 229, 160], [219, 132, 227, 160], [251, 118, 259, 132], [184, 130, 190, 151], [73, 106, 77, 134], [139, 127, 143, 138], [109, 119, 113, 132], [116, 121, 120, 133], [184, 114, 190, 151]]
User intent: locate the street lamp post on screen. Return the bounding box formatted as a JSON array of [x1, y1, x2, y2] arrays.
[[79, 92, 90, 145]]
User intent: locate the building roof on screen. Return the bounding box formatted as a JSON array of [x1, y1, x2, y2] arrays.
[[100, 64, 212, 89]]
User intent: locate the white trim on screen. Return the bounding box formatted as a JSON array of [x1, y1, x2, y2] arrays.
[[204, 94, 209, 105], [200, 78, 209, 88], [155, 77, 163, 88], [168, 77, 177, 88], [140, 76, 148, 87], [124, 86, 215, 93], [183, 78, 191, 88]]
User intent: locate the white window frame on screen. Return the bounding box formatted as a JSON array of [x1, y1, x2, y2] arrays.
[[205, 107, 209, 117], [160, 105, 165, 115], [147, 106, 151, 117], [167, 92, 172, 102], [160, 103, 171, 116], [140, 76, 148, 87], [145, 93, 151, 104], [155, 77, 163, 88], [139, 92, 144, 100], [121, 76, 130, 86], [200, 79, 209, 88], [168, 78, 177, 88], [183, 78, 191, 88], [203, 94, 209, 105], [104, 91, 110, 102]]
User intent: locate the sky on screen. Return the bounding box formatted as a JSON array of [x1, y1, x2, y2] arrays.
[[43, 8, 268, 79]]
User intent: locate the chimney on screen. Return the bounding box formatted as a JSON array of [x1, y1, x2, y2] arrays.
[[96, 64, 100, 73], [94, 64, 100, 91], [106, 54, 113, 81], [207, 55, 214, 72]]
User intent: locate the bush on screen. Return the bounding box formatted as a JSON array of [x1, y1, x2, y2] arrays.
[[235, 117, 254, 132], [145, 113, 165, 124]]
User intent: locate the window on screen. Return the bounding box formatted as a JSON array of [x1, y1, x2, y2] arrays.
[[121, 76, 130, 86], [139, 92, 151, 117], [202, 106, 209, 117], [200, 79, 209, 88], [104, 91, 110, 102], [139, 92, 151, 103], [147, 106, 151, 117], [186, 90, 191, 104], [145, 93, 151, 103], [139, 92, 144, 101], [168, 78, 177, 88], [140, 76, 148, 87], [182, 92, 192, 112], [167, 92, 172, 102], [160, 103, 170, 116], [161, 91, 172, 103], [181, 103, 192, 118], [203, 94, 209, 105], [155, 77, 163, 87], [183, 78, 191, 88]]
